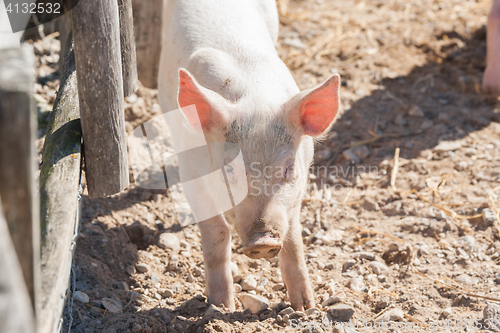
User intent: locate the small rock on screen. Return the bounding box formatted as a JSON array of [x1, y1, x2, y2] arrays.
[[101, 297, 123, 313], [157, 233, 180, 251], [329, 304, 355, 322], [420, 119, 434, 129], [325, 263, 334, 270], [272, 283, 285, 291], [234, 283, 242, 293], [441, 307, 452, 318], [455, 161, 468, 171], [419, 244, 431, 255], [353, 252, 375, 261], [233, 274, 243, 283], [482, 209, 496, 224], [279, 307, 294, 315], [348, 277, 365, 292], [136, 263, 150, 273], [89, 307, 102, 317], [73, 291, 89, 304], [230, 262, 239, 277], [408, 104, 424, 117], [375, 308, 404, 322], [342, 149, 361, 164], [434, 140, 462, 152], [125, 265, 136, 275], [186, 273, 195, 283], [343, 259, 356, 272], [116, 282, 129, 291], [204, 304, 221, 317], [321, 296, 341, 307], [157, 288, 174, 298], [368, 261, 389, 275], [240, 276, 258, 291], [456, 235, 475, 252], [351, 145, 370, 159], [283, 37, 306, 49], [483, 303, 500, 331], [151, 274, 160, 283], [394, 115, 407, 126], [305, 307, 321, 316], [456, 274, 475, 285], [239, 294, 268, 314], [360, 197, 379, 211]]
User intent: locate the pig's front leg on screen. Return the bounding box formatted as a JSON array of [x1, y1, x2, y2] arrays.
[[279, 215, 315, 311], [198, 215, 235, 310]]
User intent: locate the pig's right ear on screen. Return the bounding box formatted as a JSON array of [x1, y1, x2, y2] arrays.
[[288, 74, 340, 137], [178, 69, 230, 132]]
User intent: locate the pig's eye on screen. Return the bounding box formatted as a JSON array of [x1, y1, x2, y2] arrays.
[[284, 165, 294, 180]]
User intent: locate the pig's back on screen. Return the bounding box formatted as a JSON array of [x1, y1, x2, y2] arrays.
[[159, 0, 293, 109]]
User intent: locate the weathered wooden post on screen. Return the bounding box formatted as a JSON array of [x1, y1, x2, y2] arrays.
[[0, 198, 36, 333], [118, 0, 139, 96], [38, 33, 83, 333], [72, 0, 129, 197], [131, 0, 164, 88], [0, 45, 40, 310]]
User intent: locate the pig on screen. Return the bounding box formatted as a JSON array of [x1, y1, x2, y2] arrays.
[[158, 0, 340, 311], [483, 0, 500, 98]]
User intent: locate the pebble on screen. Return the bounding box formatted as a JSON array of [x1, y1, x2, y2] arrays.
[[456, 235, 475, 252], [239, 294, 268, 314], [90, 307, 102, 317], [186, 273, 195, 283], [408, 104, 425, 117], [157, 288, 174, 298], [125, 265, 136, 275], [151, 274, 160, 283], [456, 274, 476, 285], [455, 161, 468, 171], [375, 308, 404, 322], [234, 283, 242, 293], [136, 263, 150, 273], [420, 119, 434, 129], [394, 115, 407, 126], [305, 307, 321, 316], [368, 261, 389, 275], [272, 283, 285, 291], [360, 198, 379, 211], [342, 149, 360, 164], [434, 141, 462, 152], [321, 296, 341, 307], [353, 251, 375, 261], [348, 277, 365, 292], [116, 282, 129, 291], [73, 291, 89, 304], [343, 259, 356, 271], [204, 304, 221, 317], [157, 233, 180, 251], [240, 276, 258, 291], [442, 307, 452, 318], [233, 274, 243, 283], [482, 209, 496, 224], [279, 307, 294, 315], [483, 303, 500, 331], [230, 262, 239, 277], [101, 297, 123, 313], [329, 304, 355, 322]]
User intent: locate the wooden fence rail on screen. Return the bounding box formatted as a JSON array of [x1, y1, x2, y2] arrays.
[[0, 45, 40, 311], [38, 32, 83, 333]]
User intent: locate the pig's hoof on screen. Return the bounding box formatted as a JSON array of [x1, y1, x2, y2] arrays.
[[483, 67, 500, 101], [288, 286, 315, 311]]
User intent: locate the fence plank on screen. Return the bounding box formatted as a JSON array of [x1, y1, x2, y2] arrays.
[[118, 0, 139, 96], [0, 45, 40, 310], [0, 198, 36, 333], [131, 0, 164, 89], [72, 0, 129, 198], [38, 33, 82, 333]]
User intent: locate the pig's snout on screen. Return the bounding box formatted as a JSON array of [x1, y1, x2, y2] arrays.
[[243, 232, 282, 259]]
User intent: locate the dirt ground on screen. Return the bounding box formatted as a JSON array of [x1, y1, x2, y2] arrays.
[[31, 0, 500, 332]]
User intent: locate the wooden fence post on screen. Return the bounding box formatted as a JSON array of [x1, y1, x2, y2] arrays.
[[131, 0, 164, 89], [117, 0, 139, 96], [72, 0, 129, 198], [38, 33, 83, 333], [0, 45, 40, 311], [0, 197, 36, 333]]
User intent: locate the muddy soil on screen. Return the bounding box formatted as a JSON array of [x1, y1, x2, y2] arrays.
[[30, 0, 500, 332]]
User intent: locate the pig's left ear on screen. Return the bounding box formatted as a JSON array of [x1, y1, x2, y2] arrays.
[[290, 74, 340, 137], [178, 68, 230, 132]]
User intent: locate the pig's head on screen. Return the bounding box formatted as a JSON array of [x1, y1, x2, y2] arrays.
[[177, 69, 340, 259]]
